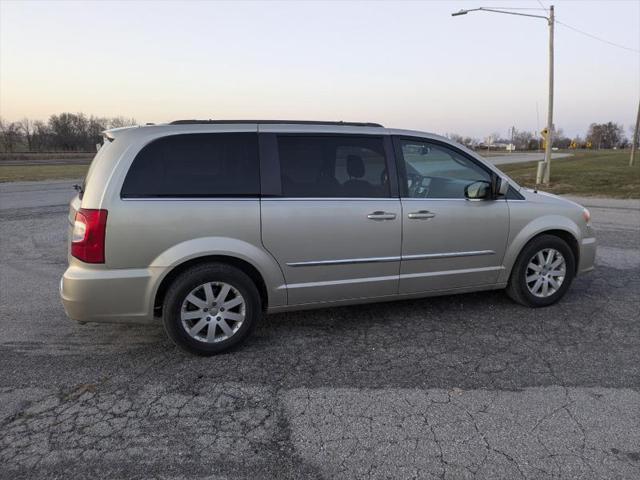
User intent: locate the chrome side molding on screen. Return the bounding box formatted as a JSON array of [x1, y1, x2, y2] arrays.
[[287, 256, 401, 267], [287, 250, 495, 267], [402, 250, 495, 261]]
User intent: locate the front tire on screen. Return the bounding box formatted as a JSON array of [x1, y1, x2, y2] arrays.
[[163, 263, 261, 355], [506, 234, 576, 307]]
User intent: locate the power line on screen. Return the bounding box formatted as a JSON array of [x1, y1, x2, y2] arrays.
[[533, 4, 638, 54], [555, 19, 640, 54], [484, 6, 547, 10]]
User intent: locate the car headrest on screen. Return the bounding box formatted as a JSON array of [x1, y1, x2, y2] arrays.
[[346, 154, 365, 178]]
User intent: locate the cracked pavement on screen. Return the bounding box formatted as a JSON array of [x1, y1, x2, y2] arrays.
[[0, 184, 639, 479]]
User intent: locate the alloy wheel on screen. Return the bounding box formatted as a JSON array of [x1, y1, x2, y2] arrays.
[[180, 282, 246, 343], [525, 248, 567, 298]]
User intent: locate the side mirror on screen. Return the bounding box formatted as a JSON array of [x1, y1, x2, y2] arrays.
[[497, 176, 509, 196], [464, 181, 492, 201]]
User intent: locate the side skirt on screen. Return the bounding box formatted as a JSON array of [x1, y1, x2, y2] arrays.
[[266, 283, 507, 314]]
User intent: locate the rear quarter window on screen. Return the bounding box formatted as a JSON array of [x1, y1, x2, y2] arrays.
[[121, 133, 259, 198]]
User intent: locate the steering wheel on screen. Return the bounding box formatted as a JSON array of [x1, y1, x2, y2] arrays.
[[407, 172, 429, 197]]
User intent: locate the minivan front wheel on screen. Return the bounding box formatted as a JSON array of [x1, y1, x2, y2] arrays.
[[163, 263, 261, 355], [506, 234, 576, 307]]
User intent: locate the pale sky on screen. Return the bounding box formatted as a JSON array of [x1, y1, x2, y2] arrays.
[[1, 0, 638, 139]]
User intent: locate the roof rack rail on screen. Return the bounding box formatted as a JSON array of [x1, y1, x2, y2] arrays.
[[169, 119, 384, 127]]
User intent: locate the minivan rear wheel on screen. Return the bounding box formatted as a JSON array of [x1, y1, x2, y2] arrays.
[[506, 234, 576, 307], [163, 263, 261, 355]]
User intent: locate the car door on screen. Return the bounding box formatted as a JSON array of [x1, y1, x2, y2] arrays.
[[394, 136, 509, 294], [260, 132, 402, 305]]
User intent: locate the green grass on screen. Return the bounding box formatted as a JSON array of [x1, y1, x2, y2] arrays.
[[0, 164, 88, 182], [500, 150, 640, 199]]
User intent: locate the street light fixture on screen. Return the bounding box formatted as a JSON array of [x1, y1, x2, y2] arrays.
[[452, 5, 555, 185]]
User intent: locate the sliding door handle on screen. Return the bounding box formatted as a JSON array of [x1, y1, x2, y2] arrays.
[[408, 210, 436, 219], [367, 211, 397, 220]]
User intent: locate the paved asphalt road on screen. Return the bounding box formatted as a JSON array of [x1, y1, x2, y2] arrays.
[[0, 180, 81, 210], [1, 181, 639, 480]]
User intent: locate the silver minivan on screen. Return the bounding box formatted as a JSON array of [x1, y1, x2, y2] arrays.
[[60, 120, 596, 355]]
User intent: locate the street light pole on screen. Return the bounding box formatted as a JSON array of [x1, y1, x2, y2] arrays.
[[630, 98, 640, 167], [452, 5, 555, 184], [543, 5, 555, 183]]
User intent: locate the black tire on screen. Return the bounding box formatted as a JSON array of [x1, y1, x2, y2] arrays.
[[163, 263, 261, 355], [505, 234, 576, 307]]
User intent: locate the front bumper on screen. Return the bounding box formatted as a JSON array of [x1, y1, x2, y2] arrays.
[[60, 265, 157, 324], [578, 236, 597, 274]]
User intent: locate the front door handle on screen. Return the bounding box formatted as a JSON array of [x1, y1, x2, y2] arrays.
[[408, 210, 436, 219], [367, 211, 397, 221]]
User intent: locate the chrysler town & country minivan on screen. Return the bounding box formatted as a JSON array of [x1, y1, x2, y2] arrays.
[[60, 120, 596, 355]]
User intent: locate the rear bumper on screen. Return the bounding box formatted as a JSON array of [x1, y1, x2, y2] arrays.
[[578, 236, 597, 274], [60, 265, 157, 324]]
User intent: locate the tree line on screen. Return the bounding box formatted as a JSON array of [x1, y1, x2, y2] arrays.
[[0, 113, 635, 153], [0, 113, 137, 153], [447, 121, 635, 151]]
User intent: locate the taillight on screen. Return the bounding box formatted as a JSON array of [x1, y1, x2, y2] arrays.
[[71, 209, 108, 263]]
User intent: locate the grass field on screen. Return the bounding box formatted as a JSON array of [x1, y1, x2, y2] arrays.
[[500, 150, 639, 199], [0, 164, 88, 182], [0, 152, 93, 161]]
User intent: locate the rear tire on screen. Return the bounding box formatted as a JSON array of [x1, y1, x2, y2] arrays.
[[163, 263, 261, 355], [506, 234, 575, 308]]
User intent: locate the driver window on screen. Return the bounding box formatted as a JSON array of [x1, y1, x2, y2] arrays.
[[399, 140, 491, 198]]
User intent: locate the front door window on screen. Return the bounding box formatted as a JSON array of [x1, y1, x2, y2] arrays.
[[398, 140, 491, 199]]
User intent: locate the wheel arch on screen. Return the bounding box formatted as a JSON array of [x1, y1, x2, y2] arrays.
[[500, 218, 581, 283], [539, 229, 580, 272], [153, 255, 271, 317], [509, 229, 580, 276]]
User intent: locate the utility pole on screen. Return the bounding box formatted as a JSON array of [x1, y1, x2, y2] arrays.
[[452, 5, 555, 184], [536, 102, 541, 152], [631, 98, 640, 167], [542, 5, 554, 184]]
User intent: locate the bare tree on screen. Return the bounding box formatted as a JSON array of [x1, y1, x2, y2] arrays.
[[19, 118, 34, 151], [0, 117, 22, 152], [587, 122, 625, 149], [483, 132, 501, 151], [32, 120, 51, 151], [0, 114, 140, 152], [512, 129, 534, 150], [630, 125, 640, 148], [108, 116, 137, 129], [446, 133, 465, 144], [551, 127, 571, 149]]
